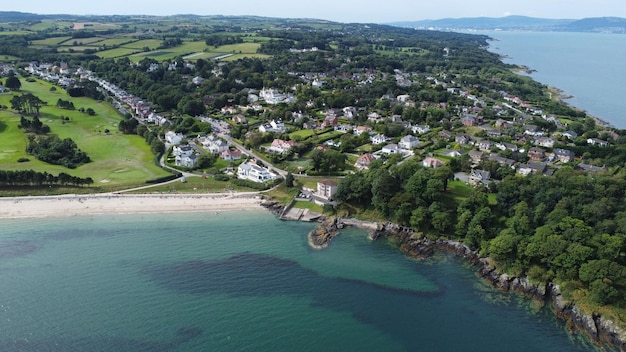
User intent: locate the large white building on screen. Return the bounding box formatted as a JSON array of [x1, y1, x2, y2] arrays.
[[237, 161, 274, 183]]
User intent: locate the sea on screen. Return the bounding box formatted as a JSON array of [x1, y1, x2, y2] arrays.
[[0, 210, 609, 351], [479, 30, 626, 129]]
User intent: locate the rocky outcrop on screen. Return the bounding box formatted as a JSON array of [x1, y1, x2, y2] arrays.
[[308, 218, 339, 249], [260, 199, 284, 216]]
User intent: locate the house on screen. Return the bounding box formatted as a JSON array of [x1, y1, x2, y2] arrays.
[[355, 126, 372, 136], [469, 150, 484, 164], [455, 134, 471, 145], [237, 161, 274, 182], [438, 130, 453, 139], [478, 140, 493, 152], [534, 137, 556, 148], [553, 148, 575, 163], [577, 163, 606, 172], [488, 154, 516, 168], [587, 138, 609, 147], [232, 115, 248, 124], [221, 148, 243, 162], [165, 131, 184, 145], [494, 142, 518, 152], [422, 157, 444, 168], [411, 125, 430, 134], [343, 106, 357, 119], [322, 115, 339, 128], [381, 144, 401, 155], [317, 180, 338, 200], [561, 130, 578, 140], [396, 94, 411, 103], [202, 136, 228, 154], [334, 124, 353, 133], [355, 153, 376, 171], [303, 121, 318, 130], [524, 124, 544, 137], [528, 147, 546, 161], [469, 169, 491, 186], [370, 134, 388, 145], [268, 139, 298, 154], [270, 119, 286, 133], [172, 144, 194, 158], [175, 153, 197, 168], [461, 114, 479, 127], [517, 162, 547, 176], [398, 135, 420, 150], [440, 149, 464, 158], [192, 76, 204, 85]]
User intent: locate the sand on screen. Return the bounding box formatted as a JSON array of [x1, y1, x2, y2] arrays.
[[0, 193, 264, 219]]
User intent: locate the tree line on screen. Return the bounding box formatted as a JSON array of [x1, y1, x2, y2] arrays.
[[0, 169, 93, 187]]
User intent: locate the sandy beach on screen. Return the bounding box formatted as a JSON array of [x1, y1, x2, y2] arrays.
[[0, 192, 264, 219]]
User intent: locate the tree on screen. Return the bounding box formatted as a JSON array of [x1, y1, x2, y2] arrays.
[[285, 172, 295, 187], [5, 75, 21, 90]]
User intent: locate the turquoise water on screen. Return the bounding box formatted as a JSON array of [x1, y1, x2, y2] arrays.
[[0, 210, 606, 351], [482, 30, 626, 129]]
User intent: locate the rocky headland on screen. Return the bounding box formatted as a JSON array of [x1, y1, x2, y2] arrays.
[[266, 204, 626, 350], [372, 225, 626, 351]]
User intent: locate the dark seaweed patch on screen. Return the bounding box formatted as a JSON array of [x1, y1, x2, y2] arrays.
[[0, 240, 40, 259]]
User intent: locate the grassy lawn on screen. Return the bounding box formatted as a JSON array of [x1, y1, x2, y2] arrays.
[[289, 129, 315, 140], [446, 180, 473, 201], [129, 175, 258, 194], [0, 79, 169, 190], [292, 200, 323, 213]]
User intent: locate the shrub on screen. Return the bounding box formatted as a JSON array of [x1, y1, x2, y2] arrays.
[[17, 157, 30, 163]]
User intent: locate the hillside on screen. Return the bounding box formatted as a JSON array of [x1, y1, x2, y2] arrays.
[[391, 15, 626, 34]]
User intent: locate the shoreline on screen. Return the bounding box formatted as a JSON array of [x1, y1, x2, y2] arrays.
[[0, 192, 264, 219]]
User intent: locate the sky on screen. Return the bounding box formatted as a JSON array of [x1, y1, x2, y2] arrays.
[[4, 0, 623, 23]]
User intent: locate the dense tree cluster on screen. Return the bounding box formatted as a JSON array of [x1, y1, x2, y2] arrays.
[[26, 134, 90, 168], [19, 115, 50, 134], [10, 93, 46, 115]]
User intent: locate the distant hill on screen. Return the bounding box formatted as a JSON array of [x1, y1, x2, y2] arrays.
[[390, 16, 626, 34]]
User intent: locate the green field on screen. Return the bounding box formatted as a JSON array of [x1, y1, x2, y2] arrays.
[[97, 38, 137, 47], [121, 39, 162, 50], [31, 36, 73, 46], [0, 79, 169, 189], [60, 36, 105, 46], [97, 48, 141, 58]]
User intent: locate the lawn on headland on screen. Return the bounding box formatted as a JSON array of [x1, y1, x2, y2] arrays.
[[0, 79, 169, 190], [127, 175, 259, 194]]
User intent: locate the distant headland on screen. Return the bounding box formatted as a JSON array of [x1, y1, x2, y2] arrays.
[[389, 15, 626, 34]]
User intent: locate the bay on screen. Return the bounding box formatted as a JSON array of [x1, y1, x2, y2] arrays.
[[481, 30, 626, 129], [0, 211, 607, 351]]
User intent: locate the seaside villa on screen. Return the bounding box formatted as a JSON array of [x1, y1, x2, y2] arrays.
[[237, 161, 274, 183]]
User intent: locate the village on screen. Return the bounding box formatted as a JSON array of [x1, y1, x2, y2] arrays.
[[17, 56, 616, 208]]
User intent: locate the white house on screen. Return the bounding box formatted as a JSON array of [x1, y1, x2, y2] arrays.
[[411, 125, 430, 135], [172, 144, 194, 157], [381, 144, 401, 155], [398, 135, 420, 150], [175, 153, 198, 168], [370, 134, 388, 145], [422, 157, 444, 168], [165, 131, 184, 145], [237, 161, 274, 183], [268, 139, 298, 154]]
